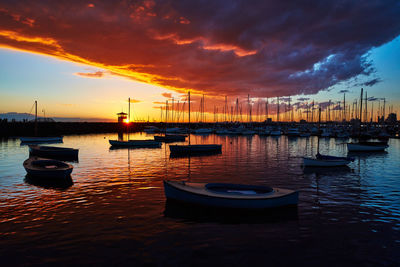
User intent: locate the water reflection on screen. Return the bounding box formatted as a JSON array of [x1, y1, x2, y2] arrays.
[[24, 174, 73, 190], [169, 150, 222, 158], [302, 166, 352, 175], [347, 151, 389, 159], [0, 133, 399, 266], [164, 199, 298, 224]]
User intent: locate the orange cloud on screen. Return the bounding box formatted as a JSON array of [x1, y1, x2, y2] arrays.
[[75, 71, 105, 78], [161, 93, 172, 98], [128, 99, 141, 103]]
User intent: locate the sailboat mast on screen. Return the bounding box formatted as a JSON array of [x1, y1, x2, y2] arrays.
[[365, 91, 368, 124], [277, 97, 280, 122], [371, 102, 374, 123], [34, 100, 38, 136], [188, 91, 191, 145], [383, 98, 386, 122], [343, 93, 346, 122], [359, 88, 363, 134], [224, 96, 227, 122], [317, 107, 321, 154], [311, 100, 314, 123]]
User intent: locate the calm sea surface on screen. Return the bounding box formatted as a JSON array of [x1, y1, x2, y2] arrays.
[[1, 133, 399, 266]]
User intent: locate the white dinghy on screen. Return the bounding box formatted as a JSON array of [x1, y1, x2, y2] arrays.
[[164, 181, 299, 209]]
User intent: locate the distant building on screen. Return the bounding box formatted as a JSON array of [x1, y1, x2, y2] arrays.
[[117, 112, 127, 124]]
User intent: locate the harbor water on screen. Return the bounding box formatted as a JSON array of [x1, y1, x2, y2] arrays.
[[1, 133, 399, 266]]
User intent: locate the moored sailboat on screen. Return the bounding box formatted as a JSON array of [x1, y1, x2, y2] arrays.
[[169, 91, 222, 156], [347, 88, 389, 152], [303, 108, 354, 167], [20, 101, 63, 144]]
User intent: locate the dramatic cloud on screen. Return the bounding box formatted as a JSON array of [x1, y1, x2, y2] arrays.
[[161, 93, 172, 98], [363, 78, 382, 87], [0, 0, 399, 98], [75, 71, 105, 78]]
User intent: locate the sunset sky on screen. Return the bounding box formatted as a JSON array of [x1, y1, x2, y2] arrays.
[[0, 0, 399, 122]]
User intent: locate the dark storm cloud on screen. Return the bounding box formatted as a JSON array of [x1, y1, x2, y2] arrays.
[[0, 0, 399, 97], [363, 78, 382, 87]]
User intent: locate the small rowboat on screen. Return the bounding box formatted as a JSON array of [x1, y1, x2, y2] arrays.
[[347, 142, 389, 152], [109, 140, 161, 148], [169, 144, 222, 155], [154, 134, 186, 142], [303, 154, 354, 167], [23, 157, 73, 179], [20, 136, 63, 143], [29, 145, 78, 160], [163, 180, 299, 209]]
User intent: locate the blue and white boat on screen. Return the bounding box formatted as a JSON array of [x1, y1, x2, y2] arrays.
[[163, 180, 299, 209]]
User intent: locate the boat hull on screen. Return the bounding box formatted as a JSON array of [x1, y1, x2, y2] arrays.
[[347, 143, 388, 152], [109, 140, 161, 148], [303, 157, 351, 167], [163, 181, 299, 209], [29, 145, 78, 160], [169, 144, 222, 154], [20, 137, 63, 143]]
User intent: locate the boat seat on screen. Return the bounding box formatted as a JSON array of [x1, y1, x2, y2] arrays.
[[205, 183, 273, 195], [32, 160, 69, 168]]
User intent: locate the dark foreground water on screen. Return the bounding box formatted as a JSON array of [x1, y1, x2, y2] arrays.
[[1, 133, 399, 266]]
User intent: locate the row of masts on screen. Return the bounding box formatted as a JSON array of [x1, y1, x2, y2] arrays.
[[156, 91, 394, 124]]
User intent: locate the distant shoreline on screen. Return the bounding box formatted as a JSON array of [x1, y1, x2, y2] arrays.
[[1, 121, 399, 139]]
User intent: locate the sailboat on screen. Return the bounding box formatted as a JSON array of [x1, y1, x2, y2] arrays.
[[20, 101, 63, 143], [154, 100, 186, 142], [347, 88, 389, 152], [303, 108, 354, 167], [169, 91, 222, 155]]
